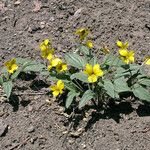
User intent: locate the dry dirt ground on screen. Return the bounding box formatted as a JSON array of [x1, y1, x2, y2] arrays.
[[0, 0, 150, 150]]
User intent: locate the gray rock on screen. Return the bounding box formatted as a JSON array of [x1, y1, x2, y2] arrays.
[[27, 126, 35, 133], [0, 119, 8, 137]]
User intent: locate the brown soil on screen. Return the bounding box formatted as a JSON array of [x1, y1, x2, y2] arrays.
[[0, 0, 150, 150]]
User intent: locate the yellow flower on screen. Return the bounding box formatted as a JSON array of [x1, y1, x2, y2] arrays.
[[117, 41, 129, 50], [75, 28, 89, 41], [144, 56, 150, 65], [86, 40, 93, 48], [47, 57, 62, 71], [4, 58, 18, 74], [119, 49, 135, 64], [40, 39, 54, 60], [84, 64, 103, 83], [50, 80, 64, 97], [56, 62, 68, 73]]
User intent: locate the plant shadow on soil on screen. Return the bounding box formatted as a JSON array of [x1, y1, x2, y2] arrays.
[[6, 72, 150, 132], [7, 72, 49, 111], [59, 94, 150, 132]]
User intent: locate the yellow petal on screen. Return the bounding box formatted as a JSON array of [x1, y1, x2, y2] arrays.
[[84, 64, 93, 75], [121, 57, 129, 64], [93, 64, 103, 76], [75, 28, 85, 35], [62, 63, 67, 71], [57, 80, 64, 90], [47, 53, 53, 60], [40, 43, 47, 51], [50, 85, 57, 91], [119, 49, 128, 57], [41, 50, 47, 58], [88, 74, 98, 83], [75, 28, 89, 41], [50, 48, 55, 54], [56, 63, 68, 72], [44, 39, 50, 46], [59, 89, 63, 94], [4, 61, 10, 68], [51, 58, 62, 67], [117, 41, 123, 48], [11, 58, 16, 64], [86, 40, 93, 48], [145, 58, 150, 65], [4, 59, 18, 74], [11, 64, 18, 71], [52, 90, 60, 97], [128, 51, 135, 63], [47, 64, 52, 71]]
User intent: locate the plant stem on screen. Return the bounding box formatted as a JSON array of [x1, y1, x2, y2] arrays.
[[74, 79, 84, 91], [88, 83, 91, 90], [71, 81, 83, 92], [91, 99, 97, 107]]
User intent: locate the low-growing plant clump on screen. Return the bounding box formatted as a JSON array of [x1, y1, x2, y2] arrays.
[[0, 28, 150, 112]]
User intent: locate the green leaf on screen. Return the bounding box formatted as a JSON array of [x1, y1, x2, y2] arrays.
[[115, 66, 140, 78], [66, 92, 79, 108], [137, 74, 147, 79], [132, 85, 150, 102], [139, 78, 150, 87], [98, 81, 103, 87], [1, 67, 9, 77], [39, 70, 50, 77], [115, 67, 129, 78], [71, 72, 88, 83], [89, 56, 98, 66], [3, 81, 13, 99], [23, 63, 46, 72], [78, 45, 90, 55], [11, 69, 21, 80], [16, 58, 36, 65], [129, 64, 140, 70], [0, 76, 3, 85], [103, 54, 124, 67], [79, 90, 95, 108], [114, 77, 131, 93], [103, 79, 119, 99], [50, 73, 70, 83], [65, 53, 87, 69], [64, 82, 77, 91]]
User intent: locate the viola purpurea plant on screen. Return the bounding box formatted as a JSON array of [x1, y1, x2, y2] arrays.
[[0, 28, 150, 110]]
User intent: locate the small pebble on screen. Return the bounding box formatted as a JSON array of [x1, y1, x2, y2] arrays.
[[0, 119, 8, 137], [28, 106, 33, 112], [27, 126, 35, 133], [68, 139, 75, 144]]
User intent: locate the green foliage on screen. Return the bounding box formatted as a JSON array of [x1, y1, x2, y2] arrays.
[[132, 84, 150, 102], [138, 78, 150, 87], [79, 90, 95, 108], [23, 63, 46, 72], [103, 79, 119, 99], [103, 53, 124, 67], [0, 76, 3, 86], [78, 45, 90, 55], [65, 53, 87, 69], [11, 69, 21, 80], [3, 81, 13, 99], [66, 92, 79, 108], [114, 77, 131, 93], [71, 72, 88, 83], [1, 31, 150, 115], [64, 82, 78, 92]]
